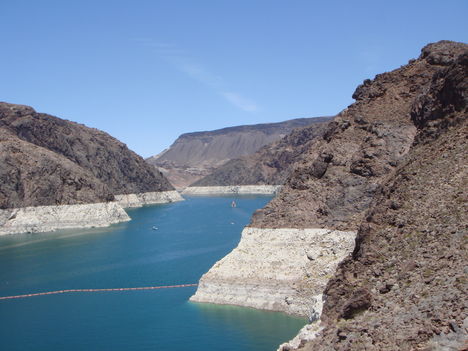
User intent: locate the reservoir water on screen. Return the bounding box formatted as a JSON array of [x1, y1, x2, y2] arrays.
[[0, 196, 305, 351]]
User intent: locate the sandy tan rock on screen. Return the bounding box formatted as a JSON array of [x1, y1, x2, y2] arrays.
[[0, 191, 185, 235], [190, 227, 356, 316], [147, 117, 331, 188], [114, 191, 184, 208], [0, 202, 130, 235], [182, 185, 281, 195]]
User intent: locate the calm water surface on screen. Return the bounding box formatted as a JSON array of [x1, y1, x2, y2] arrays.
[[0, 196, 305, 351]]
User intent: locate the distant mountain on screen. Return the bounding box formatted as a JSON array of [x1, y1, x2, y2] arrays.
[[191, 120, 332, 187], [0, 102, 174, 210], [147, 117, 332, 188], [191, 40, 467, 351]]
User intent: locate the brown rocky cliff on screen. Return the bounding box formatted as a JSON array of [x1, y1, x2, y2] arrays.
[[0, 103, 174, 209], [303, 43, 467, 351], [251, 41, 467, 231]]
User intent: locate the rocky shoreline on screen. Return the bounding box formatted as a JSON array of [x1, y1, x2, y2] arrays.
[[114, 190, 184, 208], [0, 202, 129, 235], [0, 191, 184, 235], [189, 41, 468, 350], [190, 227, 356, 316], [182, 185, 281, 195]]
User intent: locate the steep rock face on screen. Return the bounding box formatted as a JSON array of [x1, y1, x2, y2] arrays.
[[191, 228, 356, 316], [147, 117, 331, 188], [303, 44, 467, 351], [191, 122, 331, 187], [251, 41, 467, 231], [0, 102, 174, 210], [0, 130, 112, 209]]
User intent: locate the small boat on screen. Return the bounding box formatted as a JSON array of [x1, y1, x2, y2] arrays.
[[231, 201, 236, 208], [152, 226, 158, 230]]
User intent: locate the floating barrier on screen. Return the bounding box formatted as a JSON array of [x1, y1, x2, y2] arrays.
[[0, 284, 198, 300]]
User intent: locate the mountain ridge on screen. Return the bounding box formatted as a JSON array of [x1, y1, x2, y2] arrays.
[[173, 117, 331, 139], [0, 102, 174, 210], [147, 116, 332, 188], [191, 120, 332, 187]]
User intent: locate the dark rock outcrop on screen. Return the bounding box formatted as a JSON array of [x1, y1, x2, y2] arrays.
[[303, 43, 467, 350], [0, 103, 173, 209], [147, 117, 331, 188], [251, 40, 467, 232]]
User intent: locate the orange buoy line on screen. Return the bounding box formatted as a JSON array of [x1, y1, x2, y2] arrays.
[[0, 284, 198, 300]]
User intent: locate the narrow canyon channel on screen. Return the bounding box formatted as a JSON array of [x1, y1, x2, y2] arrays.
[[0, 195, 305, 351]]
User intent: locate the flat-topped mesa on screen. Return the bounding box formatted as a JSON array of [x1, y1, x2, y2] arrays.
[[188, 120, 332, 189], [182, 121, 332, 195], [181, 185, 281, 195], [190, 40, 468, 350], [149, 117, 332, 188], [0, 102, 181, 234]]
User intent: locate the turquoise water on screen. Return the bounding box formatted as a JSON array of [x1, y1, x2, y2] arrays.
[[0, 196, 305, 351]]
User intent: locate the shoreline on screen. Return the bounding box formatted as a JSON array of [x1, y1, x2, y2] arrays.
[[182, 185, 282, 195], [114, 190, 184, 208], [0, 190, 184, 236], [190, 226, 357, 349], [0, 202, 130, 235], [190, 227, 356, 315], [1, 194, 350, 348]]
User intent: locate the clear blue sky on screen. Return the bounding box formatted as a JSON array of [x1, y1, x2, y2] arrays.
[[1, 0, 466, 157]]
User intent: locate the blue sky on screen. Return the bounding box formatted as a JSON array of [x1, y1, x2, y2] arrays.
[[1, 1, 466, 157]]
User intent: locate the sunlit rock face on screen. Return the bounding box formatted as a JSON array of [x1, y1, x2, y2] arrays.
[[114, 191, 184, 208], [190, 227, 356, 316], [181, 185, 281, 195], [0, 202, 130, 235]]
